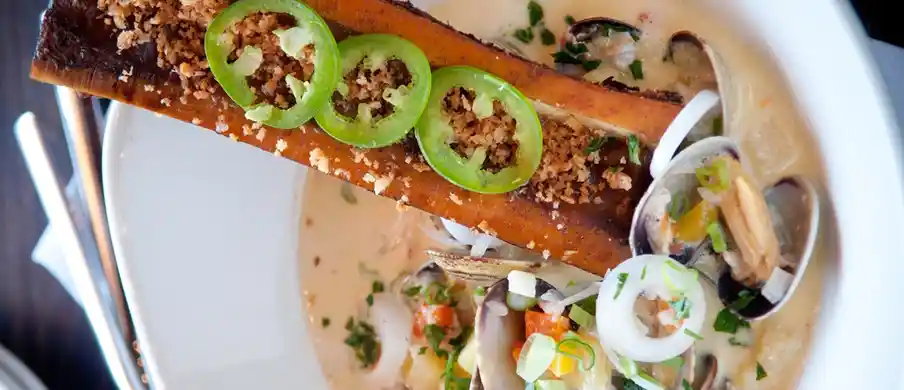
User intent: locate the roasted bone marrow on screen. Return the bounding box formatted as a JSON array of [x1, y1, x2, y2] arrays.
[[31, 0, 690, 275]]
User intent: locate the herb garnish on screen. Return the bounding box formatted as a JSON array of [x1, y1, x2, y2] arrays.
[[641, 264, 648, 280], [728, 336, 748, 347], [584, 136, 607, 154], [514, 28, 534, 43], [540, 29, 556, 46], [527, 1, 543, 26], [682, 379, 693, 390], [582, 59, 602, 71], [565, 15, 576, 25], [756, 362, 768, 380], [418, 346, 428, 355], [627, 134, 641, 165], [683, 328, 704, 340], [424, 282, 453, 305], [614, 272, 629, 299], [366, 294, 374, 306], [443, 327, 473, 390], [322, 317, 331, 328], [474, 286, 486, 297], [552, 51, 582, 65], [629, 59, 644, 80], [729, 290, 756, 311], [713, 308, 750, 334], [344, 318, 379, 368], [566, 280, 576, 288], [403, 285, 421, 297], [372, 280, 384, 293], [575, 295, 598, 315], [424, 324, 448, 358]]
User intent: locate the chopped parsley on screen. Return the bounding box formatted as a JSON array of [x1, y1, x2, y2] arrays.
[[540, 29, 556, 45], [728, 290, 756, 311], [322, 317, 331, 328], [565, 42, 589, 54], [582, 59, 602, 71], [756, 362, 768, 381], [713, 308, 750, 334], [552, 50, 582, 65], [527, 1, 543, 26], [683, 328, 704, 341], [565, 15, 576, 25], [443, 327, 473, 390], [682, 379, 693, 390], [575, 295, 598, 316], [344, 318, 379, 368], [372, 280, 384, 293], [584, 136, 607, 154], [514, 28, 534, 43], [662, 356, 684, 369], [365, 294, 374, 306], [614, 272, 629, 299], [474, 286, 486, 297], [566, 280, 576, 288], [641, 264, 648, 280], [403, 285, 421, 297], [629, 59, 644, 80], [424, 324, 448, 358], [627, 134, 641, 165], [424, 282, 453, 305], [418, 346, 428, 355]]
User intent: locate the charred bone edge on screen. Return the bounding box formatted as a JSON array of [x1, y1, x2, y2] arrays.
[[471, 277, 560, 390]]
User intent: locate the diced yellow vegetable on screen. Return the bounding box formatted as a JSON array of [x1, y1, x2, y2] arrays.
[[673, 200, 719, 243], [549, 343, 578, 378]]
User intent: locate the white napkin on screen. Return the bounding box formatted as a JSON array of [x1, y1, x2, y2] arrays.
[[29, 39, 904, 307]]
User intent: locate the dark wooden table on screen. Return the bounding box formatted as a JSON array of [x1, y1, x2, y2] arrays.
[[0, 1, 896, 389], [0, 1, 116, 389]]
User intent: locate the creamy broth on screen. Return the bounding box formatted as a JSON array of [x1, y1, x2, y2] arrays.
[[300, 0, 827, 389]]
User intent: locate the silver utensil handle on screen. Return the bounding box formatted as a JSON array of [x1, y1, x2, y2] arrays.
[[15, 113, 146, 390]]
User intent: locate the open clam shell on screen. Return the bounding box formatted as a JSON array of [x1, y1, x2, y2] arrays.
[[629, 137, 820, 320], [426, 249, 545, 286], [470, 277, 561, 390]]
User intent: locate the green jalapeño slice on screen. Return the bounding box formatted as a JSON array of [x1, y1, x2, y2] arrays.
[[415, 66, 543, 194], [205, 0, 340, 129], [315, 34, 432, 148]]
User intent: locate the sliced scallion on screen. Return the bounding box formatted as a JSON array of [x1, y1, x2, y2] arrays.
[[614, 272, 629, 299], [555, 337, 596, 371], [683, 328, 704, 341], [707, 222, 727, 253], [567, 304, 595, 330]]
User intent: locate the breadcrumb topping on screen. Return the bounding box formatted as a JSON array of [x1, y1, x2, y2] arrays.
[[333, 59, 412, 121], [442, 87, 518, 173]]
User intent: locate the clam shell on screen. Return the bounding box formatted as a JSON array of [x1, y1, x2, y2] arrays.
[[426, 249, 544, 285], [630, 137, 820, 320], [470, 277, 559, 390]]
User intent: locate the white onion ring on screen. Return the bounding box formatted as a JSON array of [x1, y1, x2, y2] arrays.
[[596, 255, 707, 363], [365, 293, 414, 388]]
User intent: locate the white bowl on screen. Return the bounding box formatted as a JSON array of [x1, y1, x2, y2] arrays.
[[102, 1, 904, 389]]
